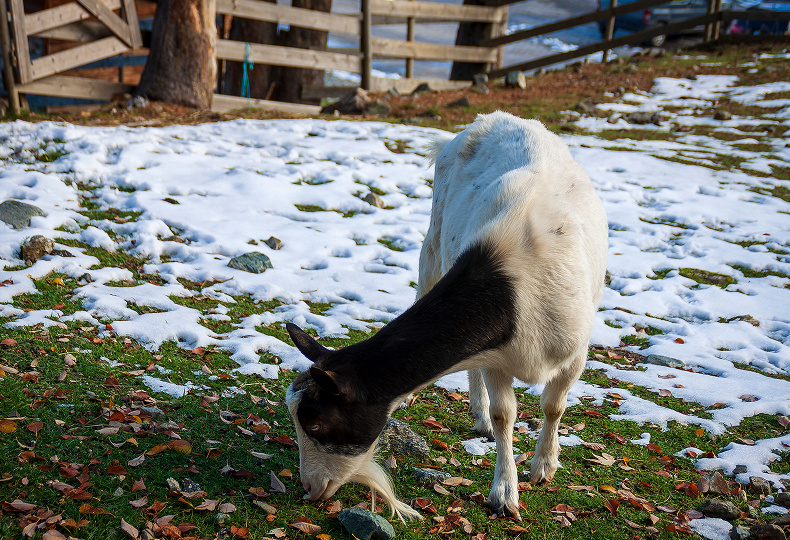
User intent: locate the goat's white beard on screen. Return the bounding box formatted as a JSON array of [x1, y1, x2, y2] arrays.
[[351, 459, 423, 522]]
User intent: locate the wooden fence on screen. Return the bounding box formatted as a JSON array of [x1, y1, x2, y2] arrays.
[[2, 0, 790, 115]]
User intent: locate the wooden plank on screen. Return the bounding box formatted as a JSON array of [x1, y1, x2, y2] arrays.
[[217, 39, 361, 72], [212, 94, 321, 114], [30, 36, 129, 80], [75, 0, 133, 46], [369, 0, 501, 23], [720, 9, 790, 22], [17, 74, 132, 99], [121, 0, 142, 48], [371, 37, 497, 62], [488, 0, 670, 47], [216, 0, 359, 35], [720, 33, 790, 44], [489, 11, 718, 77], [35, 20, 112, 41], [26, 0, 122, 35], [302, 78, 469, 99], [9, 0, 33, 83], [0, 0, 21, 112]]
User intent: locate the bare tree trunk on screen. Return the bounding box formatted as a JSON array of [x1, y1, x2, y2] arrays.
[[269, 0, 331, 104], [222, 13, 276, 98], [136, 0, 217, 109], [449, 0, 499, 81]]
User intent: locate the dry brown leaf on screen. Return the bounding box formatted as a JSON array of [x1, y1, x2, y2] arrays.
[[270, 471, 286, 493], [778, 415, 790, 429], [129, 495, 149, 508], [290, 521, 321, 534], [0, 419, 17, 433], [120, 518, 139, 539], [218, 502, 236, 513], [167, 440, 192, 454], [28, 421, 43, 434], [433, 484, 452, 496], [194, 499, 218, 511], [385, 455, 397, 469], [128, 453, 145, 467], [250, 451, 273, 460], [7, 499, 36, 512], [582, 441, 606, 451]]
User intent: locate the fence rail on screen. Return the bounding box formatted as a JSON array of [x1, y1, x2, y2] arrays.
[[2, 0, 790, 115]]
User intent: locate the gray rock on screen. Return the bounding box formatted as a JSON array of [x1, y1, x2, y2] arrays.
[[180, 478, 202, 493], [377, 417, 429, 456], [772, 513, 790, 525], [50, 249, 74, 257], [321, 88, 385, 115], [337, 508, 395, 540], [644, 354, 684, 369], [166, 477, 181, 491], [699, 499, 741, 520], [733, 465, 748, 474], [574, 101, 597, 115], [750, 524, 786, 540], [446, 96, 471, 108], [412, 467, 451, 487], [0, 200, 45, 229], [626, 111, 664, 125], [20, 235, 54, 263], [775, 492, 790, 508], [363, 192, 385, 208], [264, 236, 282, 250], [750, 476, 773, 495], [714, 109, 732, 121], [706, 471, 731, 495], [473, 74, 489, 86], [506, 71, 526, 89], [113, 487, 124, 497], [365, 100, 392, 117], [747, 505, 761, 519], [607, 113, 622, 124], [127, 95, 149, 109], [730, 525, 751, 540], [410, 83, 434, 96], [526, 418, 544, 431], [470, 84, 489, 95], [214, 513, 231, 526], [141, 406, 164, 417], [228, 252, 273, 274]]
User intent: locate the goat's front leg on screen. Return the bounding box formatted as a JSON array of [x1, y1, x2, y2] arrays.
[[531, 353, 585, 484], [468, 368, 494, 440], [483, 368, 520, 520]]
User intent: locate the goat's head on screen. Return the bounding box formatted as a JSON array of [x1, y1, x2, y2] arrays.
[[284, 323, 422, 521]]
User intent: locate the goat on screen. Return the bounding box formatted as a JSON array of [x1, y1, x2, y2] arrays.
[[285, 111, 608, 522]]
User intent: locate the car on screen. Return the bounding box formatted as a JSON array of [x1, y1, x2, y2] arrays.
[[597, 0, 733, 46], [731, 1, 790, 35]]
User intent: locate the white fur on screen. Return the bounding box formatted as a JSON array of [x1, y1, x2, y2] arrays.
[[418, 111, 608, 517]]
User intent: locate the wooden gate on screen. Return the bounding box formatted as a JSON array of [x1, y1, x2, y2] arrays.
[[3, 0, 142, 106]]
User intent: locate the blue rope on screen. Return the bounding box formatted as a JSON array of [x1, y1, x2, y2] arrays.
[[241, 42, 254, 105]]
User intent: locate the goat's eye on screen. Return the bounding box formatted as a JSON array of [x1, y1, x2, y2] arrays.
[[309, 424, 320, 432]]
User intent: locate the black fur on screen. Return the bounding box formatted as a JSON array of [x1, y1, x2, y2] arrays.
[[290, 240, 517, 451]]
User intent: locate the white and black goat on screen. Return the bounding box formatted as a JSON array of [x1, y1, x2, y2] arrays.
[[285, 111, 608, 522]]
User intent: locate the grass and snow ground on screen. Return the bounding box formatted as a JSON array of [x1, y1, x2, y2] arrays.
[[1, 62, 789, 540]]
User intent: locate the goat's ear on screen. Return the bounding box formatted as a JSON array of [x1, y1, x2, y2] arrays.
[[309, 366, 345, 396], [286, 323, 327, 362]]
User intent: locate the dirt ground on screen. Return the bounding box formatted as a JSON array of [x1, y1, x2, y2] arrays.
[[8, 43, 790, 131]]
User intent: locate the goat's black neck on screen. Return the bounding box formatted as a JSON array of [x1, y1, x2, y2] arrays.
[[327, 241, 517, 402]]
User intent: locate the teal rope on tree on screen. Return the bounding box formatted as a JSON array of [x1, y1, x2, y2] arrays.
[[241, 42, 254, 105]]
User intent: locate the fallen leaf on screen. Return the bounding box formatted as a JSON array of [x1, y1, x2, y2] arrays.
[[132, 479, 146, 492], [7, 499, 36, 512], [250, 451, 273, 460], [658, 389, 672, 397], [195, 499, 218, 511], [42, 530, 67, 540], [624, 518, 643, 529], [129, 495, 148, 508], [778, 415, 790, 429], [0, 419, 17, 433], [279, 469, 292, 478], [433, 484, 452, 496], [694, 428, 705, 437], [674, 337, 685, 344], [604, 432, 625, 444], [128, 453, 146, 467], [385, 455, 397, 469], [28, 421, 43, 434], [582, 441, 606, 451], [603, 499, 619, 516], [599, 485, 617, 493], [270, 471, 286, 493], [290, 521, 321, 534], [553, 515, 571, 527], [219, 502, 236, 513], [0, 338, 18, 347], [120, 518, 139, 539], [167, 440, 192, 454]]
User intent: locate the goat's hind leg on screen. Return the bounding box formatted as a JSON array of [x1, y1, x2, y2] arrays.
[[531, 352, 586, 484], [483, 368, 520, 520], [468, 368, 494, 440]]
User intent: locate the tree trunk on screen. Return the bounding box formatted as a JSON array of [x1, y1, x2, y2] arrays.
[[136, 0, 217, 109], [269, 0, 332, 104], [449, 0, 500, 81], [222, 13, 276, 98]]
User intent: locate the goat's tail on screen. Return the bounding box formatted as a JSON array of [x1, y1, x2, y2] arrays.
[[352, 460, 423, 522]]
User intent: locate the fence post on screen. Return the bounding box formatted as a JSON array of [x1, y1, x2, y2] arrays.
[[0, 0, 20, 114], [405, 0, 414, 78], [705, 0, 715, 42], [361, 0, 372, 91], [712, 0, 722, 41], [602, 0, 617, 63]]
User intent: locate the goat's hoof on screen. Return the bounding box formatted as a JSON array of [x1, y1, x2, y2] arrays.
[[473, 421, 495, 442], [529, 458, 558, 485], [488, 500, 521, 521]]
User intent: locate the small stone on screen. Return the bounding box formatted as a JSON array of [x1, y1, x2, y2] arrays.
[[574, 101, 597, 115], [626, 111, 660, 125], [227, 252, 273, 273], [166, 477, 181, 491], [20, 235, 54, 263], [410, 83, 434, 96], [377, 417, 429, 456], [264, 236, 282, 250], [699, 499, 741, 520], [163, 197, 179, 204], [775, 492, 790, 508], [412, 467, 451, 487], [214, 513, 231, 526], [473, 73, 488, 86], [322, 87, 373, 115], [470, 84, 489, 95], [747, 505, 761, 519], [253, 500, 277, 515], [505, 71, 526, 89], [446, 96, 471, 108], [141, 528, 155, 540], [113, 487, 124, 497], [0, 200, 45, 229], [706, 471, 731, 495], [750, 524, 786, 540], [141, 406, 164, 417], [751, 476, 773, 495], [526, 418, 544, 431], [730, 525, 751, 540], [714, 109, 732, 121], [733, 465, 748, 475], [773, 513, 790, 525], [644, 354, 684, 369], [688, 73, 698, 80], [50, 249, 74, 257], [607, 113, 622, 124], [362, 192, 385, 208], [337, 507, 395, 540], [535, 68, 546, 76], [180, 478, 201, 493], [127, 95, 149, 109]]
